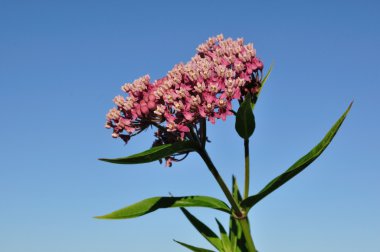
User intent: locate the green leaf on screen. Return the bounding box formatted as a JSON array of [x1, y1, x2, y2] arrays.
[[229, 216, 239, 252], [261, 64, 272, 87], [252, 64, 272, 110], [216, 218, 232, 252], [174, 240, 215, 252], [181, 208, 223, 251], [229, 217, 249, 252], [235, 94, 256, 139], [241, 102, 353, 210], [99, 141, 196, 164], [231, 176, 243, 203], [229, 176, 244, 252], [95, 196, 230, 219]]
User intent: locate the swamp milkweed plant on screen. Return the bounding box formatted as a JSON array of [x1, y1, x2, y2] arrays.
[[97, 34, 352, 252]]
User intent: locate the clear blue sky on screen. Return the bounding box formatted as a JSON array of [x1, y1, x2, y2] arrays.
[[1, 1, 379, 251]]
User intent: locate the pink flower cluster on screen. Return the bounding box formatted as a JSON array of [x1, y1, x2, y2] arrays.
[[106, 34, 263, 145]]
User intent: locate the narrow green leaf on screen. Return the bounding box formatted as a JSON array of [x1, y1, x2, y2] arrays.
[[229, 216, 239, 252], [261, 64, 272, 87], [252, 64, 273, 110], [235, 94, 256, 139], [231, 176, 243, 203], [229, 176, 243, 252], [95, 196, 230, 219], [181, 208, 223, 251], [229, 217, 249, 252], [216, 218, 232, 252], [241, 102, 353, 210], [99, 141, 196, 164], [174, 240, 215, 252], [229, 176, 241, 245]]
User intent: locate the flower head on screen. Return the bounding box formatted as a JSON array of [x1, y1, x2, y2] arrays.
[[105, 35, 264, 163]]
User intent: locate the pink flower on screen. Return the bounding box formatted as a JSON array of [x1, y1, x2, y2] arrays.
[[183, 111, 194, 121], [177, 124, 190, 139], [105, 34, 264, 162]]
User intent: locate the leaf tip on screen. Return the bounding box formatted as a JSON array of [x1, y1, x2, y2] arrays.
[[349, 100, 354, 108], [344, 100, 354, 116], [94, 213, 116, 219], [231, 175, 237, 185], [98, 157, 119, 164], [267, 62, 274, 71], [215, 217, 222, 226]]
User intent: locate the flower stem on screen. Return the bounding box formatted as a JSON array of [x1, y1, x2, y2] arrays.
[[244, 139, 250, 199], [199, 118, 207, 148], [198, 147, 257, 252], [197, 148, 243, 217]]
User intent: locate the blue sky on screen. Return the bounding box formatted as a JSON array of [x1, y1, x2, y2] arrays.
[[0, 0, 379, 251]]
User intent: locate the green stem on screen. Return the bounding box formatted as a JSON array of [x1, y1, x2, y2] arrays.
[[200, 118, 207, 148], [244, 139, 250, 199], [198, 145, 257, 251], [197, 148, 243, 217], [239, 218, 257, 252]]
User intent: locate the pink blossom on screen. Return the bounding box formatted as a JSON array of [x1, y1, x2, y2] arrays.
[[105, 34, 264, 152]]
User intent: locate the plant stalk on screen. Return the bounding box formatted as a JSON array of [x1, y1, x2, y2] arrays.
[[197, 137, 257, 251], [244, 138, 250, 199], [197, 148, 243, 217], [200, 118, 207, 148]]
